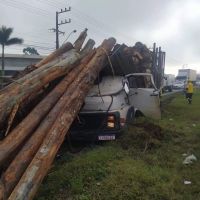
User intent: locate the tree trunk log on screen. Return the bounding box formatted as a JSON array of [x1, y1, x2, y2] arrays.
[[0, 50, 96, 199], [0, 39, 95, 129], [0, 49, 80, 128], [73, 28, 88, 51], [35, 42, 73, 68], [80, 39, 96, 57], [8, 37, 116, 200], [0, 50, 95, 167]]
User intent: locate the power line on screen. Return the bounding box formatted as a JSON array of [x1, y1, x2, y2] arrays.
[[25, 40, 54, 47], [0, 0, 53, 20], [14, 30, 55, 45], [34, 1, 137, 42], [72, 17, 109, 39], [6, 0, 53, 16], [35, 0, 61, 9], [14, 43, 54, 50], [72, 8, 137, 42]]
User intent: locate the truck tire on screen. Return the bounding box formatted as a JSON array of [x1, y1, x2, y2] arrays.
[[126, 107, 135, 125]]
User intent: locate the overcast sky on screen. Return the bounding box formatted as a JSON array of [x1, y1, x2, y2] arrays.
[[0, 0, 200, 75]]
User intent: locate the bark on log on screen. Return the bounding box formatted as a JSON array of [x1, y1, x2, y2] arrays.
[[0, 49, 80, 128], [8, 95, 86, 200], [0, 50, 96, 199], [2, 29, 89, 93], [81, 39, 96, 57], [8, 38, 116, 200], [73, 28, 88, 51], [4, 43, 74, 86], [0, 50, 94, 167], [0, 39, 95, 129], [1, 42, 74, 95], [35, 42, 73, 68]]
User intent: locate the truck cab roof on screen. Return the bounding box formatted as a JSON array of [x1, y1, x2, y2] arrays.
[[87, 76, 124, 96]]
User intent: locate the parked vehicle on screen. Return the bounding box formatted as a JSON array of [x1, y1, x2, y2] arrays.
[[173, 80, 185, 89], [176, 69, 197, 83], [163, 74, 175, 92], [196, 81, 200, 88], [70, 73, 160, 141]]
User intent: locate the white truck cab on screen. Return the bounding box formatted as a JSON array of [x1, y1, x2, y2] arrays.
[[70, 73, 161, 141]]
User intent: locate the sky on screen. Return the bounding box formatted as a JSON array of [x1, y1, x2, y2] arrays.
[[0, 0, 200, 75]]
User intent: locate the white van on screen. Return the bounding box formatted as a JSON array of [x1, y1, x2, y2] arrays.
[[70, 73, 161, 141]]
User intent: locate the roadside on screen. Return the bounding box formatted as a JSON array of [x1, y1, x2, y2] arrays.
[[36, 90, 200, 200]]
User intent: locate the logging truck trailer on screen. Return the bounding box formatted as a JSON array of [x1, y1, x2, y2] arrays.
[[70, 73, 161, 141]]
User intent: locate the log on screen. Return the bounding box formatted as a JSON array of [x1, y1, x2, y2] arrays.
[[0, 50, 96, 199], [0, 39, 95, 128], [0, 42, 74, 95], [73, 28, 88, 51], [0, 49, 80, 129], [4, 42, 73, 85], [2, 28, 89, 93], [80, 39, 95, 57], [8, 95, 86, 200], [19, 38, 88, 88], [8, 38, 116, 200], [35, 42, 74, 68], [0, 50, 94, 167]]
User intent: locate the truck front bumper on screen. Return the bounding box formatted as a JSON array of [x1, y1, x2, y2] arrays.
[[69, 111, 122, 141]]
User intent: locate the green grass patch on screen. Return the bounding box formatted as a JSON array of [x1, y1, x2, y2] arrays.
[[36, 90, 200, 200]]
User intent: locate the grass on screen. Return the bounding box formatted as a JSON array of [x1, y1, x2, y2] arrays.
[[36, 90, 200, 200]]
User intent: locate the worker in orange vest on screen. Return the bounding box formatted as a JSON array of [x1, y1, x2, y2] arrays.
[[186, 80, 194, 104]]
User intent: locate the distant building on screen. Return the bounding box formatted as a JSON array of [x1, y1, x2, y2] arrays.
[[0, 54, 44, 78]]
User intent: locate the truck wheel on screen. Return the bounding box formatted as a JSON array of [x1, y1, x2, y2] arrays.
[[126, 107, 135, 125]]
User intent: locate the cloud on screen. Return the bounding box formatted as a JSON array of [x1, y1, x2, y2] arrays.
[[0, 0, 200, 73]]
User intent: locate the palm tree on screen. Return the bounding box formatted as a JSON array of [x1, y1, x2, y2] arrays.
[[0, 26, 23, 78]]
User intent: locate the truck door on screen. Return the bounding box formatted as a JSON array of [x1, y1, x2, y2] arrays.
[[126, 73, 161, 119]]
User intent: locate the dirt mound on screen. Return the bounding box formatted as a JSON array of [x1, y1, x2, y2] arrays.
[[135, 122, 163, 140], [119, 122, 164, 152]]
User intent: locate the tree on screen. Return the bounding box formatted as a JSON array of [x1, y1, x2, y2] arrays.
[[23, 47, 39, 55], [0, 26, 23, 78]]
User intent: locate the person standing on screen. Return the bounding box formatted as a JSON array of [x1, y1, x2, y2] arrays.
[[186, 80, 194, 104]]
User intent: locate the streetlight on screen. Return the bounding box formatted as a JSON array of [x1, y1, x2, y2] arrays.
[[62, 30, 77, 44]]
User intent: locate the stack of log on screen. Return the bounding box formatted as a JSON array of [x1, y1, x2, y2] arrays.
[[101, 41, 166, 90], [101, 42, 153, 77], [0, 29, 116, 200]]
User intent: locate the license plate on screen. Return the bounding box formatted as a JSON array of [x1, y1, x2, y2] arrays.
[[98, 135, 115, 141]]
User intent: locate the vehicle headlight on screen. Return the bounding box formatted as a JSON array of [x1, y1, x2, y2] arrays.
[[107, 115, 115, 128]]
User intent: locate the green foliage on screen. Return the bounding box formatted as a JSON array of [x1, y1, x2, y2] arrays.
[[0, 26, 23, 46], [0, 26, 23, 80], [23, 47, 39, 55], [36, 90, 200, 200]]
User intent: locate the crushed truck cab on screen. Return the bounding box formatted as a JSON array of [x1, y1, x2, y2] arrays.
[[70, 73, 161, 141]]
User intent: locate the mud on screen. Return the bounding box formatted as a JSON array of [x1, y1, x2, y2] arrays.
[[119, 122, 164, 151], [134, 122, 163, 140]]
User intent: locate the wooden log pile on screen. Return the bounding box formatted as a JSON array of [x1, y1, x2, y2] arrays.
[[101, 41, 165, 90], [0, 29, 116, 200], [101, 42, 153, 76]]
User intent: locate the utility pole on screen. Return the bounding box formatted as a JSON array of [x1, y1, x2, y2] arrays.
[[53, 7, 71, 49]]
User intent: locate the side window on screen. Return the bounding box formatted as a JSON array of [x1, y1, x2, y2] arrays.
[[128, 76, 146, 88], [128, 75, 154, 88]]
